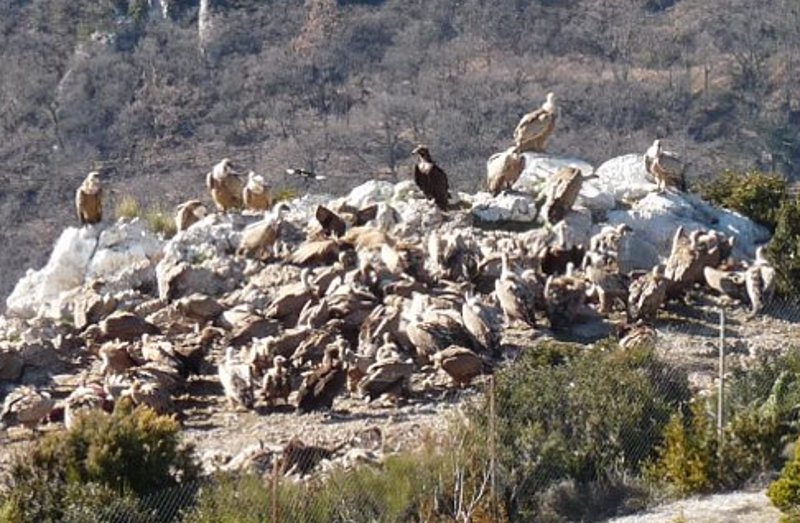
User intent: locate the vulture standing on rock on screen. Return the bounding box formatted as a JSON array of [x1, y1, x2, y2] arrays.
[[412, 145, 450, 210], [644, 139, 687, 192], [628, 265, 669, 321], [315, 204, 378, 238], [261, 355, 292, 407], [486, 146, 525, 196], [433, 346, 487, 388], [513, 92, 557, 153], [543, 167, 597, 225], [494, 253, 537, 329], [242, 171, 273, 212], [1, 386, 55, 430], [175, 200, 208, 232], [76, 171, 103, 225], [206, 158, 245, 211]]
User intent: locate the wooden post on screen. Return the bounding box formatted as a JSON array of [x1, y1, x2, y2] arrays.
[[717, 307, 726, 443], [489, 375, 497, 519]]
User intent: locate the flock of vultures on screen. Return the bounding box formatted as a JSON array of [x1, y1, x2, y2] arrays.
[[1, 93, 776, 437]]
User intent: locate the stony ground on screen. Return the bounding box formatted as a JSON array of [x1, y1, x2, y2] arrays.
[[1, 296, 799, 521]]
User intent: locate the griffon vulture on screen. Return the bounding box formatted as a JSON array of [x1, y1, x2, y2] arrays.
[[76, 171, 103, 225], [513, 92, 557, 153]]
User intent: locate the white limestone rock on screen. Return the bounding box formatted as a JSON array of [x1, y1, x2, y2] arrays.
[[553, 208, 593, 249], [6, 226, 101, 319], [594, 154, 658, 203], [470, 191, 539, 223], [345, 180, 396, 208], [513, 153, 614, 212], [606, 191, 771, 268]]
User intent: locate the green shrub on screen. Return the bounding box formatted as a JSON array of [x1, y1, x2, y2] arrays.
[[1, 405, 198, 522], [700, 170, 788, 231], [144, 206, 178, 238], [649, 348, 800, 497], [115, 195, 142, 220], [469, 341, 690, 521], [767, 199, 800, 296], [273, 187, 298, 203], [769, 438, 800, 522]]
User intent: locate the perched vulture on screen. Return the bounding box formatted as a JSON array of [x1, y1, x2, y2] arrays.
[[206, 158, 245, 211], [1, 386, 55, 430], [412, 145, 450, 210], [543, 167, 597, 225], [316, 204, 378, 237], [494, 253, 537, 329], [358, 343, 414, 402], [218, 346, 255, 410], [628, 265, 669, 322], [745, 246, 776, 316], [175, 200, 208, 232], [242, 171, 273, 211], [644, 140, 687, 192], [486, 146, 525, 196], [433, 346, 487, 388], [703, 266, 746, 301], [261, 355, 292, 407], [296, 345, 347, 413], [543, 263, 588, 330], [583, 250, 629, 314], [76, 171, 103, 225], [513, 92, 557, 153], [63, 384, 113, 430]]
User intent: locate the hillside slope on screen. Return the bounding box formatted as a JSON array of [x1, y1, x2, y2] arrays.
[[1, 0, 799, 306]]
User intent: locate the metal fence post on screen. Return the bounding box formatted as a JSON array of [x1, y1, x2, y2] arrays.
[[489, 374, 497, 519], [717, 307, 726, 445], [272, 454, 280, 523]]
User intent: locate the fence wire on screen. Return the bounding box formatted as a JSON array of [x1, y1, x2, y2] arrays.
[[5, 297, 800, 522]]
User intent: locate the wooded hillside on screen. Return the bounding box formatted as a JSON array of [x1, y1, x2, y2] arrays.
[[1, 0, 799, 305]]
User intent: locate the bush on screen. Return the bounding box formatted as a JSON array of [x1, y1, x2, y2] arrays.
[[115, 194, 142, 220], [470, 341, 690, 521], [144, 206, 178, 238], [768, 439, 800, 521], [1, 405, 198, 522], [273, 187, 299, 203], [767, 199, 800, 296], [649, 348, 800, 497], [700, 170, 788, 231], [185, 435, 496, 523]]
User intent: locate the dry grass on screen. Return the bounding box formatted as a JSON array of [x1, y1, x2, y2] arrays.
[[115, 195, 142, 220]]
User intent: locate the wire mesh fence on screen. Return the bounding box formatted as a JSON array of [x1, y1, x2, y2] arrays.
[[4, 297, 800, 522]]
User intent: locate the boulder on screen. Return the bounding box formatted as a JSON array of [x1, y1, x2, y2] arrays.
[[344, 180, 397, 208], [470, 191, 539, 223], [606, 191, 771, 264], [594, 154, 658, 203], [73, 290, 119, 330], [553, 208, 593, 249], [157, 262, 238, 301], [6, 226, 100, 319]]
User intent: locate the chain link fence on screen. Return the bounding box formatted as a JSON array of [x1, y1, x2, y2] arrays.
[[4, 297, 800, 522]]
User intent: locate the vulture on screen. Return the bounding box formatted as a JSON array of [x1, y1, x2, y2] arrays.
[[1, 386, 55, 430], [76, 171, 103, 225], [543, 167, 597, 225], [412, 145, 450, 210], [242, 171, 273, 211], [543, 263, 588, 330], [315, 204, 378, 237], [63, 384, 113, 430], [296, 345, 347, 413], [265, 268, 318, 323], [745, 246, 776, 316], [206, 158, 245, 211], [461, 292, 496, 354], [175, 200, 208, 232], [664, 227, 706, 294], [628, 265, 669, 321], [218, 346, 255, 410], [260, 355, 292, 407], [618, 321, 657, 351], [121, 379, 174, 415], [513, 92, 557, 153], [486, 146, 525, 196], [358, 341, 415, 402], [494, 253, 537, 329], [286, 168, 326, 181], [644, 139, 687, 192], [583, 250, 629, 314], [703, 266, 747, 302], [433, 346, 487, 388], [237, 216, 282, 261]]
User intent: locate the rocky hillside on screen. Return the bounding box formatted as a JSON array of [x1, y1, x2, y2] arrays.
[[2, 0, 800, 306]]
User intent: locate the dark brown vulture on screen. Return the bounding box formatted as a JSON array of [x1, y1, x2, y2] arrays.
[[412, 145, 450, 211]]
